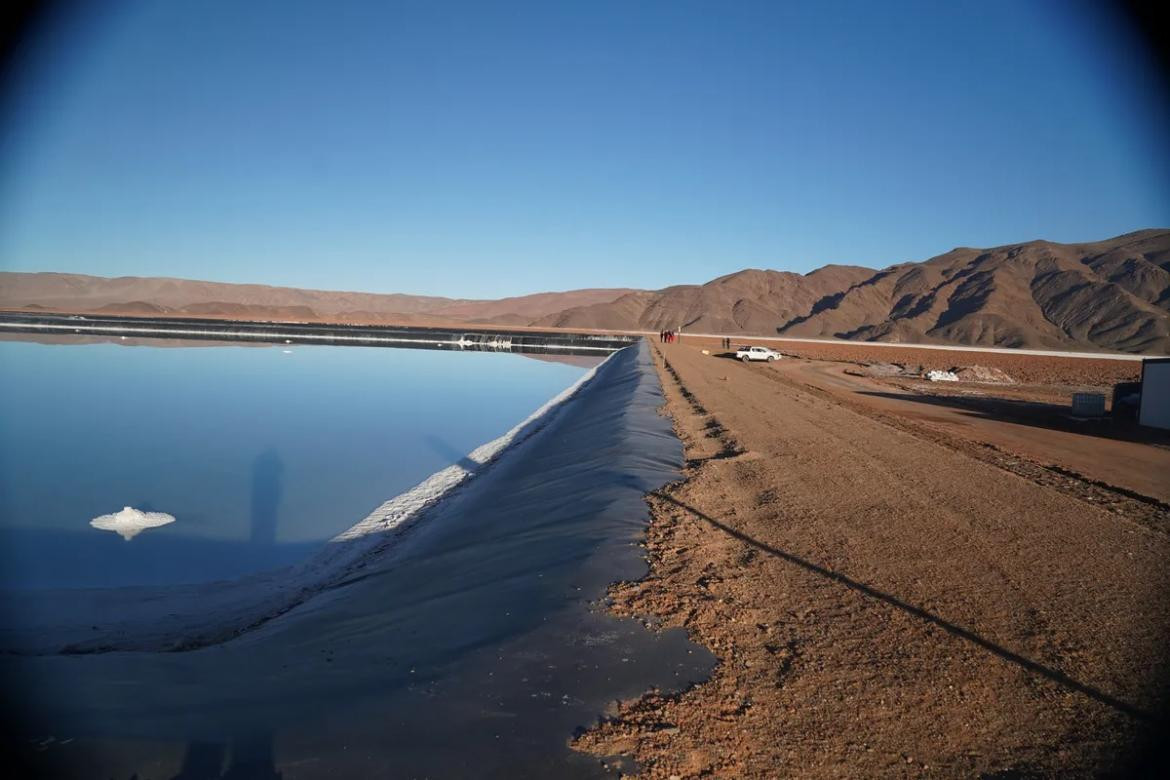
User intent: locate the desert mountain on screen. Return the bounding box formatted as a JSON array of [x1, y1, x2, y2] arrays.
[[0, 273, 637, 327], [536, 265, 875, 333], [539, 230, 1170, 354], [777, 229, 1170, 353], [3, 230, 1168, 353]]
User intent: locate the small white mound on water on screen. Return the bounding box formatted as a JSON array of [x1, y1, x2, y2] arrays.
[[90, 506, 176, 541], [5, 348, 628, 655]]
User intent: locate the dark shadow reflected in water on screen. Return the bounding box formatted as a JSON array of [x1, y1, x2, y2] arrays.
[[167, 733, 281, 780], [171, 741, 227, 780], [1, 343, 714, 778], [423, 434, 481, 472], [0, 338, 588, 589], [249, 450, 283, 548]]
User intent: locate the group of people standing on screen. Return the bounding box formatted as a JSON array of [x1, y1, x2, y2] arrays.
[[657, 331, 736, 349]]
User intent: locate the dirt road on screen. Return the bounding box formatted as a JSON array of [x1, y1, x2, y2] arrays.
[[674, 334, 1143, 388], [575, 342, 1170, 778], [790, 359, 1170, 506]]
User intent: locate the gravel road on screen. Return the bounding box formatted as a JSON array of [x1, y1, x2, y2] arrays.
[[576, 341, 1169, 778]]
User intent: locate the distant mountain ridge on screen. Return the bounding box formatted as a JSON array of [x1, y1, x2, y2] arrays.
[[3, 229, 1168, 353], [538, 229, 1170, 354], [0, 273, 638, 328]]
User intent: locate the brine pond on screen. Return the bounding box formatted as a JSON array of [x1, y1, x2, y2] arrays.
[[0, 338, 592, 589], [0, 336, 713, 778]]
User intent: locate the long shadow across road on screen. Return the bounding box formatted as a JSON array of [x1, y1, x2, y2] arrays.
[[650, 489, 1151, 722], [855, 389, 1170, 447]]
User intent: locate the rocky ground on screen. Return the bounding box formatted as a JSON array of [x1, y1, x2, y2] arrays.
[[573, 340, 1170, 778], [686, 335, 1144, 388]]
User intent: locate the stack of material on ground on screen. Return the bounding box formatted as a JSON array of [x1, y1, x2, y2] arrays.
[[859, 362, 908, 378], [953, 365, 1015, 384], [1071, 392, 1106, 417], [851, 364, 1015, 384]]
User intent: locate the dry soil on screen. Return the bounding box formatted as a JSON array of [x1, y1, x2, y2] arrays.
[[574, 340, 1170, 778]]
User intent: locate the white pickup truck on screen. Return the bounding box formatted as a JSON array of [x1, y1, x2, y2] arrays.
[[736, 345, 782, 362]]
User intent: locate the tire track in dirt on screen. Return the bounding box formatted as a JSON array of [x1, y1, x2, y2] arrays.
[[751, 362, 1170, 537], [574, 342, 1169, 779]]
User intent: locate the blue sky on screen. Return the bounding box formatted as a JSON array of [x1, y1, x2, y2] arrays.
[[1, 0, 1166, 298]]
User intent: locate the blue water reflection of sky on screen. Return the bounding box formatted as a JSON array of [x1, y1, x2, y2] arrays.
[[0, 340, 590, 588]]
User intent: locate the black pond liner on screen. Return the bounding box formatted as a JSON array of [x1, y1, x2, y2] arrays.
[[2, 340, 715, 778]]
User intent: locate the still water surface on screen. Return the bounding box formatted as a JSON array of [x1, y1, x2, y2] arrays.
[[0, 338, 592, 589], [2, 341, 714, 779]]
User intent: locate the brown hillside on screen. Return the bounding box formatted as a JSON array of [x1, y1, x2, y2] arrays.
[[541, 231, 1170, 353], [428, 288, 639, 321], [782, 230, 1170, 353], [0, 272, 635, 325], [3, 230, 1167, 353], [538, 266, 874, 333]]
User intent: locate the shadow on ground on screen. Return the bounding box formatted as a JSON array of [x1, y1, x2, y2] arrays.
[[650, 489, 1153, 723], [855, 390, 1170, 446]]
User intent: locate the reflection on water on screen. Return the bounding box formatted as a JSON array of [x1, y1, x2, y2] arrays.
[[0, 338, 593, 589], [249, 450, 282, 548], [2, 342, 714, 779], [171, 734, 281, 780], [0, 342, 714, 779]]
